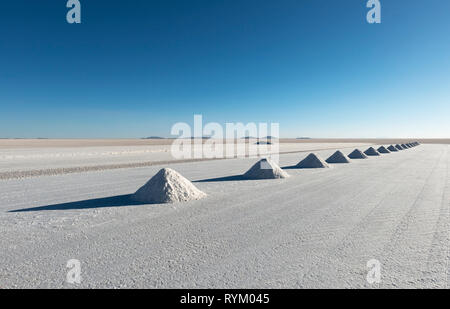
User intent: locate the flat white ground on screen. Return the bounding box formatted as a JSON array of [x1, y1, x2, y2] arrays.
[[0, 144, 448, 288], [0, 142, 369, 174]]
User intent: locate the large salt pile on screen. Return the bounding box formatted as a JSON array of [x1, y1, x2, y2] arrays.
[[364, 147, 380, 156], [387, 145, 398, 152], [377, 146, 390, 154], [296, 153, 330, 168], [132, 168, 206, 204], [326, 150, 350, 164], [244, 158, 289, 179], [348, 149, 367, 159], [395, 144, 404, 150]]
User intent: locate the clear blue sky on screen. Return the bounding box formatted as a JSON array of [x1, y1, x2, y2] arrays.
[[1, 0, 449, 138]]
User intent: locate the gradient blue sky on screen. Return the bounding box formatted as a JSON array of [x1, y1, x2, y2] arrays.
[[1, 0, 449, 138]]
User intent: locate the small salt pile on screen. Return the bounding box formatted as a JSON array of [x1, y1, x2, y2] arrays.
[[244, 158, 289, 179], [132, 168, 206, 204], [364, 147, 380, 156], [348, 149, 367, 159], [326, 150, 350, 164], [377, 146, 390, 154], [387, 145, 398, 152], [296, 153, 330, 168]]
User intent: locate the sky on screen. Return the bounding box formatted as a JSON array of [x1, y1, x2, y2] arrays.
[[1, 0, 449, 138]]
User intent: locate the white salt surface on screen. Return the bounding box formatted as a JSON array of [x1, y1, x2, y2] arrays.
[[0, 144, 448, 288]]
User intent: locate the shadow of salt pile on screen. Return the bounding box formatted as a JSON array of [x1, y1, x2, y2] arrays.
[[10, 194, 145, 212], [194, 175, 245, 182]]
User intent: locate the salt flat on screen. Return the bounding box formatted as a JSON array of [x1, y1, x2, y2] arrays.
[[0, 144, 448, 288], [0, 141, 370, 177]]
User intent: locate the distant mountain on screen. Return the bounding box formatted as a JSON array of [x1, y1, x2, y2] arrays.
[[180, 136, 212, 140], [142, 136, 165, 139]]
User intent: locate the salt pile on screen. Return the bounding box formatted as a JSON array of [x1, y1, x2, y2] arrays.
[[377, 146, 390, 154], [395, 144, 404, 150], [296, 153, 330, 168], [244, 158, 289, 179], [364, 147, 380, 156], [326, 150, 350, 164], [401, 144, 409, 149], [387, 145, 398, 152], [132, 168, 206, 204], [348, 149, 367, 159]]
